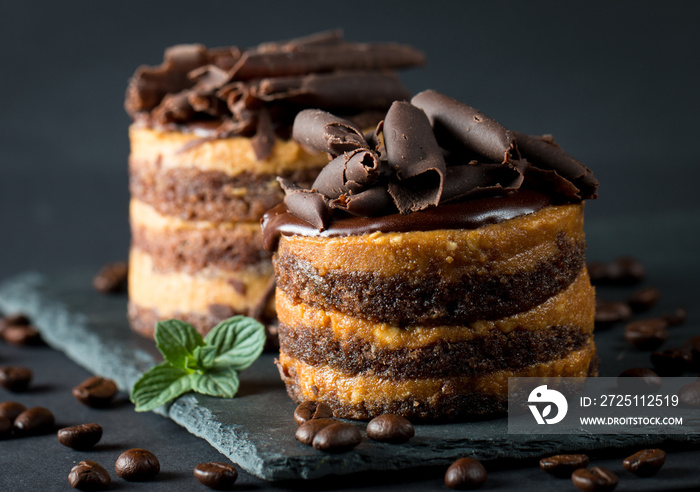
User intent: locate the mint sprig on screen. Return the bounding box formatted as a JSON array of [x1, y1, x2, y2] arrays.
[[130, 316, 265, 412]]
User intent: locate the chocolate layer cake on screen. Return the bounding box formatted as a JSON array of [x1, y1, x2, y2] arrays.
[[262, 90, 599, 420], [124, 31, 425, 339]]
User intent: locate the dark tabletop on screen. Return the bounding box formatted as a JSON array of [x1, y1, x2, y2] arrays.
[[1, 1, 700, 490]]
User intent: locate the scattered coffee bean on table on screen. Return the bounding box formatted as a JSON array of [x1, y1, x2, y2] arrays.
[[626, 286, 661, 312], [0, 401, 27, 420], [295, 418, 336, 445], [595, 301, 632, 329], [115, 448, 160, 481], [539, 454, 589, 478], [683, 336, 700, 370], [1, 323, 43, 346], [677, 381, 700, 407], [72, 376, 118, 408], [0, 313, 31, 331], [58, 423, 103, 450], [366, 414, 414, 443], [0, 366, 33, 392], [650, 347, 692, 376], [617, 368, 662, 393], [68, 460, 111, 491], [293, 401, 333, 426], [0, 415, 12, 439], [311, 422, 362, 453], [665, 307, 687, 327], [624, 318, 668, 350], [608, 256, 646, 285], [92, 262, 128, 294], [623, 448, 666, 477], [194, 462, 238, 490], [571, 467, 618, 492], [444, 457, 487, 490], [14, 406, 55, 436]]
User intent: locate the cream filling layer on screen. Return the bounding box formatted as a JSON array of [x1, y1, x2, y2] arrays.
[[130, 198, 261, 232]]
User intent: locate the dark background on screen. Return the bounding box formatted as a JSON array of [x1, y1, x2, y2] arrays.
[[1, 1, 700, 490]]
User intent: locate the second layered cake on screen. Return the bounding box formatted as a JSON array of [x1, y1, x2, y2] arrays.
[[263, 90, 599, 420]]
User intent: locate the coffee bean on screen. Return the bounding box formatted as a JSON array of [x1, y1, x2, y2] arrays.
[[444, 457, 487, 490], [366, 414, 414, 443], [312, 422, 362, 453], [1, 324, 43, 346], [623, 448, 666, 477], [617, 368, 662, 393], [539, 454, 589, 478], [295, 418, 336, 445], [571, 467, 618, 492], [0, 366, 33, 392], [626, 286, 661, 313], [68, 460, 111, 490], [0, 401, 26, 421], [193, 462, 238, 490], [587, 262, 609, 284], [72, 376, 117, 407], [0, 415, 12, 439], [293, 401, 333, 426], [609, 256, 646, 285], [684, 336, 700, 370], [93, 262, 128, 294], [678, 381, 700, 407], [58, 423, 103, 450], [595, 301, 632, 328], [0, 313, 30, 331], [115, 448, 160, 481], [650, 347, 692, 376], [665, 307, 687, 327], [14, 406, 55, 435], [624, 318, 668, 350]]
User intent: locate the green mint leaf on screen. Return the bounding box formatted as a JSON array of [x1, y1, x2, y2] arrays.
[[155, 319, 205, 369], [203, 315, 266, 372], [190, 366, 240, 398], [130, 362, 193, 412], [194, 345, 217, 370]]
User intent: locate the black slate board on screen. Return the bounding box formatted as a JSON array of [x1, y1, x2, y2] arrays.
[[0, 266, 699, 481]]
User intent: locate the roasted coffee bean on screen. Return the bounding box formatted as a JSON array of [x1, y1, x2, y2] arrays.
[[293, 401, 333, 426], [14, 406, 55, 435], [677, 381, 700, 407], [68, 460, 111, 490], [0, 366, 32, 392], [587, 262, 609, 284], [684, 336, 700, 370], [626, 287, 660, 312], [539, 454, 589, 478], [115, 448, 160, 481], [650, 347, 692, 376], [0, 415, 12, 439], [623, 448, 666, 477], [571, 467, 618, 492], [58, 423, 103, 450], [617, 368, 662, 393], [72, 376, 117, 407], [1, 324, 43, 345], [665, 307, 687, 327], [312, 422, 362, 452], [624, 318, 668, 350], [595, 301, 632, 328], [444, 457, 487, 490], [295, 418, 336, 445], [0, 401, 26, 420], [608, 256, 646, 285], [0, 313, 30, 331], [366, 414, 414, 443], [92, 262, 128, 294], [193, 462, 238, 490]]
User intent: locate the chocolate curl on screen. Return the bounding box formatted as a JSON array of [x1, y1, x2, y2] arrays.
[[251, 108, 275, 161], [255, 71, 412, 110], [189, 65, 230, 92], [230, 42, 426, 80], [256, 29, 344, 53], [440, 162, 525, 203], [152, 91, 195, 124], [330, 186, 395, 217], [311, 149, 381, 199], [513, 132, 598, 199], [411, 90, 518, 164], [207, 46, 243, 70], [125, 44, 209, 115], [382, 101, 446, 213], [293, 109, 368, 156], [278, 178, 331, 231]]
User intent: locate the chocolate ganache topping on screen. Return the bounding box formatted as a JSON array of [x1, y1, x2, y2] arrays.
[[261, 90, 598, 250], [125, 30, 425, 160]]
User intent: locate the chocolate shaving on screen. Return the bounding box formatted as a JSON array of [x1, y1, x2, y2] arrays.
[[251, 108, 275, 161], [292, 109, 367, 156], [411, 90, 519, 164], [256, 29, 344, 53], [441, 162, 524, 203], [331, 186, 395, 217], [311, 149, 381, 199], [279, 178, 331, 231]]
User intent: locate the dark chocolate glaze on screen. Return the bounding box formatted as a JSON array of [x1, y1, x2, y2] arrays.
[[261, 188, 554, 251]]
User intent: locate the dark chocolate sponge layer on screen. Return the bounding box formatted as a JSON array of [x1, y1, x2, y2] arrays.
[[279, 321, 591, 379], [275, 235, 585, 327]]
